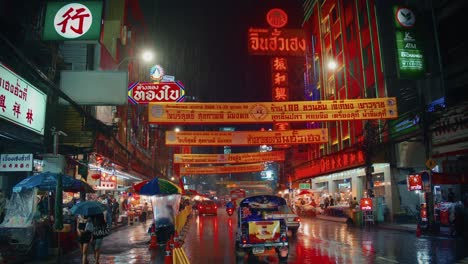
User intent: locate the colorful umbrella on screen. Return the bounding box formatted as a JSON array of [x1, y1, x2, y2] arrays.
[[132, 180, 150, 193], [138, 178, 182, 196], [70, 201, 107, 216]]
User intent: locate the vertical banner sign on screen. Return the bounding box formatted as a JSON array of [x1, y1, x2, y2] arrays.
[[393, 6, 425, 79], [271, 56, 291, 147], [0, 64, 47, 135], [43, 1, 103, 41]]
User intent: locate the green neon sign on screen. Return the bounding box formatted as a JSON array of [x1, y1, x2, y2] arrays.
[[393, 6, 425, 79]]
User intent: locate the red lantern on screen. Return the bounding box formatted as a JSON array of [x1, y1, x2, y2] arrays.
[[91, 173, 101, 180]]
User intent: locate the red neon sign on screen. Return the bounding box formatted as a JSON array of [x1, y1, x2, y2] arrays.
[[407, 174, 422, 191], [360, 198, 373, 211], [266, 8, 288, 28]]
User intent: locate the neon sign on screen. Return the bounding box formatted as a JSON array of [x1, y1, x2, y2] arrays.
[[248, 28, 306, 56]]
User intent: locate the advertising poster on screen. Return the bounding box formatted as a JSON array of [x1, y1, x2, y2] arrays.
[[248, 221, 281, 243]]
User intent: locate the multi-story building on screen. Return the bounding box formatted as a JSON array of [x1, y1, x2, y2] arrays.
[[296, 0, 445, 222]]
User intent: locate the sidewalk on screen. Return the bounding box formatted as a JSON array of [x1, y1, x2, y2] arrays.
[[314, 214, 452, 236]]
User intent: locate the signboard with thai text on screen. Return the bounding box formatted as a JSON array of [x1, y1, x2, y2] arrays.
[[407, 173, 422, 191], [180, 163, 264, 175], [173, 150, 285, 164], [95, 174, 117, 190], [165, 129, 327, 146], [0, 64, 47, 135], [360, 198, 373, 211], [248, 28, 306, 56], [43, 1, 103, 41], [149, 98, 398, 124], [294, 150, 365, 180], [0, 154, 33, 172], [128, 81, 185, 104]]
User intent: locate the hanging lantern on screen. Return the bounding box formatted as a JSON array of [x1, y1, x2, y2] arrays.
[[91, 173, 101, 180]]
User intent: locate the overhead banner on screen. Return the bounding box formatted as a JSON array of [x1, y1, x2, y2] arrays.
[[149, 98, 398, 124], [180, 163, 264, 175], [173, 150, 285, 164], [166, 129, 328, 146]]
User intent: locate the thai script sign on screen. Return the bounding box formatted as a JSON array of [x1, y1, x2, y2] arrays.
[[173, 150, 285, 164], [128, 81, 185, 104], [0, 154, 33, 172], [360, 198, 373, 211], [148, 98, 398, 124], [165, 129, 328, 146], [295, 150, 365, 180], [248, 28, 306, 56], [96, 174, 117, 190], [43, 1, 103, 41], [0, 64, 47, 135], [393, 6, 425, 79], [407, 173, 423, 191], [180, 163, 264, 175]]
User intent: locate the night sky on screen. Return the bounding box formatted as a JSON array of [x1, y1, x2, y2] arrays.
[[140, 0, 304, 103]]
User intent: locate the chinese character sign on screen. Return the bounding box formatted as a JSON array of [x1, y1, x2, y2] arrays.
[[0, 64, 46, 135], [43, 1, 103, 41], [0, 154, 33, 172]]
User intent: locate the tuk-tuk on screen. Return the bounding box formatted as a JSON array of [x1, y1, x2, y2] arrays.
[[235, 195, 289, 261]]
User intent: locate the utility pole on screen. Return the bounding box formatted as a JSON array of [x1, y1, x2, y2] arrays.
[[363, 121, 378, 198]]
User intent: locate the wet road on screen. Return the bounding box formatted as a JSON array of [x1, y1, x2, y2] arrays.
[[184, 208, 468, 264], [24, 209, 468, 263]]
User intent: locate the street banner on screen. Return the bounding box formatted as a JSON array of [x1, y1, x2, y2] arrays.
[[166, 129, 328, 146], [148, 98, 398, 124], [173, 150, 285, 164], [128, 81, 185, 104], [180, 163, 264, 175]]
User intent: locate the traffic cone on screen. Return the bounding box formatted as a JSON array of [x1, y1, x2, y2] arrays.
[[149, 234, 158, 249], [416, 223, 421, 237], [169, 234, 175, 249], [165, 241, 173, 264]]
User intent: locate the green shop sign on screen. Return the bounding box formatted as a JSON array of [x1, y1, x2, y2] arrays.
[[43, 1, 103, 41], [393, 6, 425, 79], [389, 111, 420, 139]]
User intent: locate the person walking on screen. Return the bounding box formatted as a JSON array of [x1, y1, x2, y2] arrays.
[[141, 202, 149, 223], [91, 213, 108, 264], [77, 215, 93, 264]]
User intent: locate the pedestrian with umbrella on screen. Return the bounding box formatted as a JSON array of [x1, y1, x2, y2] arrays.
[[71, 201, 106, 264]]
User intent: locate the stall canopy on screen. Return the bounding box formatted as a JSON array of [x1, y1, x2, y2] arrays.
[[12, 171, 94, 193]]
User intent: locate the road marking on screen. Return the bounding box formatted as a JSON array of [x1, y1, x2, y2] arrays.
[[376, 256, 399, 263]]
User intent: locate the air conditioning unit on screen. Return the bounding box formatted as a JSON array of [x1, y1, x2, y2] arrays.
[[42, 154, 66, 174]]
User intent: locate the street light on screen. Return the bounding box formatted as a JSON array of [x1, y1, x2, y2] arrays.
[[327, 60, 338, 71], [114, 50, 155, 70]]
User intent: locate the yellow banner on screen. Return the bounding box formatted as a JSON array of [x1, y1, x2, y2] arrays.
[[173, 150, 285, 164], [180, 163, 264, 175], [166, 129, 327, 146], [148, 98, 398, 124]]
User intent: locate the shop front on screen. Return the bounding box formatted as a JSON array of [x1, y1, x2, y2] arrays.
[[293, 148, 393, 222]]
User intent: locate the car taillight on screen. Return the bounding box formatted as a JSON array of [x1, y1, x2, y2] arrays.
[[294, 217, 301, 222], [281, 234, 287, 242], [214, 205, 217, 209], [199, 206, 203, 209]]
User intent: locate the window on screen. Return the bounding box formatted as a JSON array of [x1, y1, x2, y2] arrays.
[[331, 8, 338, 23], [334, 35, 342, 55], [336, 69, 344, 88], [366, 84, 376, 98], [346, 23, 354, 42], [363, 44, 371, 68], [358, 5, 368, 28], [348, 58, 355, 78]]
